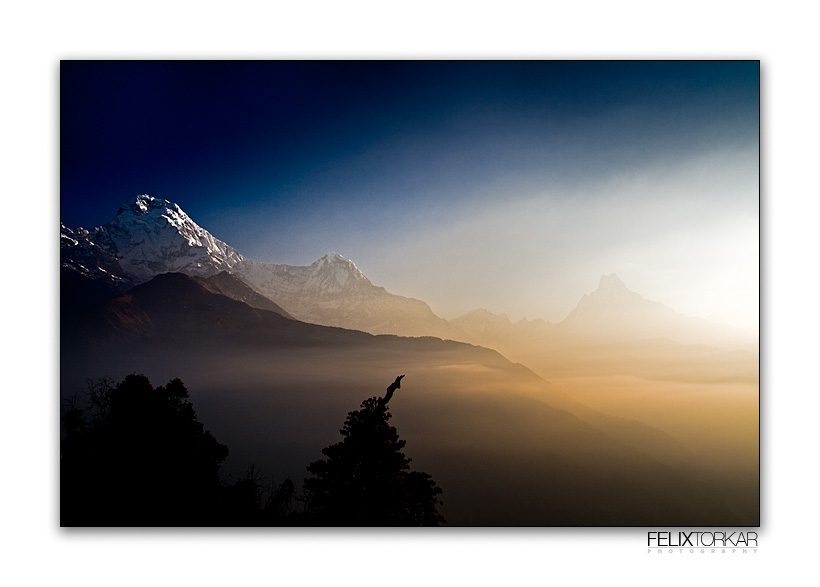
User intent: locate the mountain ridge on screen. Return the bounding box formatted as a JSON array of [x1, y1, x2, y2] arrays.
[[61, 194, 756, 349], [61, 195, 463, 339]]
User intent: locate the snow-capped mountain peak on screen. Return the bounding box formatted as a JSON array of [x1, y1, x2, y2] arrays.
[[314, 252, 367, 276], [313, 251, 352, 268], [116, 194, 182, 220], [110, 194, 212, 248], [304, 251, 372, 292], [61, 195, 462, 339], [63, 194, 245, 284]]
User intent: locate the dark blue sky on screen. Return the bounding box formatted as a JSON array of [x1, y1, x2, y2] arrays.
[[60, 60, 759, 325]]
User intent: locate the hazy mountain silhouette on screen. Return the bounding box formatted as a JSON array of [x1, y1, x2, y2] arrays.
[[450, 274, 759, 390], [453, 274, 757, 351], [557, 273, 756, 347], [450, 308, 555, 350]]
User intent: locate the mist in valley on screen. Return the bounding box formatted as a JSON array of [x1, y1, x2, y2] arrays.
[[61, 303, 759, 526]]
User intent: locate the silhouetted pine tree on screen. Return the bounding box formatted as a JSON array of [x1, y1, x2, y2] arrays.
[[303, 381, 445, 526]]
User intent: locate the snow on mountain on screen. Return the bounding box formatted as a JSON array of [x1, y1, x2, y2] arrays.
[[238, 252, 373, 299], [61, 195, 246, 287], [61, 195, 463, 339], [237, 252, 462, 338], [308, 252, 369, 291], [104, 195, 246, 281], [60, 222, 134, 290], [63, 195, 753, 347]]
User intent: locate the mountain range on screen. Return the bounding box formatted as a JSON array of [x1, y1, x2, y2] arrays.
[[62, 195, 463, 339], [61, 194, 755, 349]]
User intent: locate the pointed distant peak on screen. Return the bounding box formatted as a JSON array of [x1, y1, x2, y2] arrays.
[[111, 195, 200, 235], [581, 273, 647, 305], [305, 252, 370, 289], [131, 194, 164, 211], [316, 252, 367, 271], [313, 252, 352, 267], [115, 194, 180, 218], [321, 251, 348, 262], [135, 193, 161, 208], [597, 273, 628, 292]]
